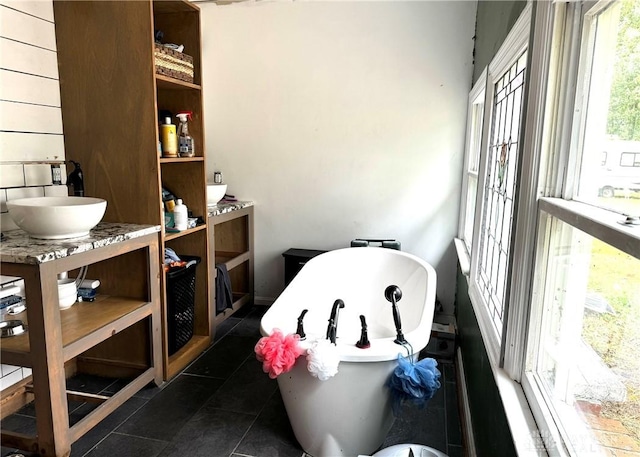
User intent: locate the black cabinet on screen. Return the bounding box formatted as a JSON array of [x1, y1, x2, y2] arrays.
[[282, 248, 327, 287]]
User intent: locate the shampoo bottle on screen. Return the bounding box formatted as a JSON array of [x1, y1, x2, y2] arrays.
[[173, 199, 188, 231], [161, 117, 178, 157]]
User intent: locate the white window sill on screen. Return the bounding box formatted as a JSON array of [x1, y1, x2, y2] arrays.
[[455, 238, 547, 456], [539, 197, 640, 259]]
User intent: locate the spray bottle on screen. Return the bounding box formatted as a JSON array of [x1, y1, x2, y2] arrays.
[[176, 111, 195, 157]]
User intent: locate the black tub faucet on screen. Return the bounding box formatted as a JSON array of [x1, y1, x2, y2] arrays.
[[385, 285, 406, 344], [326, 299, 345, 345], [296, 309, 308, 340], [356, 315, 370, 349]]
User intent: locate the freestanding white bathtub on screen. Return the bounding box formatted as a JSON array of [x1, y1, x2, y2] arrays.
[[260, 247, 437, 457]]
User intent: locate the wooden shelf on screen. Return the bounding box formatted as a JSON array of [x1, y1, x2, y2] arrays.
[[153, 0, 199, 14], [160, 156, 204, 164], [164, 224, 207, 241], [155, 74, 201, 91], [215, 250, 250, 272], [166, 334, 210, 379], [0, 296, 153, 367]]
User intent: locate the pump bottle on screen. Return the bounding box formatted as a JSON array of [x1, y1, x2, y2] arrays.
[[173, 199, 188, 231], [176, 111, 195, 157]]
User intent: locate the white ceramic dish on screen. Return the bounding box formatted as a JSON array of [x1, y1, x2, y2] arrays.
[[58, 279, 77, 309], [206, 184, 227, 205], [7, 197, 107, 239]]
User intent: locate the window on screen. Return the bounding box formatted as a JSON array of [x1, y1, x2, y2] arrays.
[[457, 1, 640, 455], [463, 4, 532, 360], [459, 71, 486, 253], [522, 1, 640, 455], [620, 152, 640, 167]]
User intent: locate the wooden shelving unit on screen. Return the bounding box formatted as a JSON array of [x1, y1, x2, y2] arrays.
[[0, 228, 162, 457], [53, 0, 211, 379], [209, 205, 255, 329]]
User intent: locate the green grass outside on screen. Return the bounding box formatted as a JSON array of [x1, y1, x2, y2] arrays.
[[582, 195, 640, 443]]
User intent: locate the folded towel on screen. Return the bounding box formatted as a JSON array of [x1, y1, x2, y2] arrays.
[[215, 263, 233, 314]]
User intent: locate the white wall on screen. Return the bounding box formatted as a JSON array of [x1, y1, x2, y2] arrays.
[[200, 1, 476, 312], [0, 0, 67, 389]]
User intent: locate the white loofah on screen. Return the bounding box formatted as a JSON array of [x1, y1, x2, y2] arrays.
[[306, 339, 340, 381]]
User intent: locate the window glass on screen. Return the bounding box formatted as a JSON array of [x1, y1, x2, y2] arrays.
[[477, 51, 527, 336], [463, 95, 485, 251], [576, 0, 640, 211], [529, 216, 640, 455]]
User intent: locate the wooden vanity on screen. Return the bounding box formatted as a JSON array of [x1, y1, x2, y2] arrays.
[[0, 223, 163, 457], [208, 202, 255, 329]]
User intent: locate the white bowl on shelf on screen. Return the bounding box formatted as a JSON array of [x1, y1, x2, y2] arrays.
[[7, 196, 107, 239], [206, 184, 227, 205], [58, 279, 77, 310]]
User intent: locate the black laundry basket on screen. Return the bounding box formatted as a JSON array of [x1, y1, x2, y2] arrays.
[[166, 255, 201, 356]]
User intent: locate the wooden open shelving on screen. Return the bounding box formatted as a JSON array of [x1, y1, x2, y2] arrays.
[[53, 0, 212, 380], [209, 205, 254, 329], [0, 228, 162, 457]]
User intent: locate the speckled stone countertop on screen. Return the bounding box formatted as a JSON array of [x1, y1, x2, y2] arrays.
[[0, 223, 160, 265], [207, 200, 254, 218]]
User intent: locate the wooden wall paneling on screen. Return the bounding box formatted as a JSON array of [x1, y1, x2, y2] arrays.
[[0, 5, 57, 50], [0, 132, 65, 163], [0, 70, 61, 107], [0, 37, 59, 78], [53, 0, 161, 226]]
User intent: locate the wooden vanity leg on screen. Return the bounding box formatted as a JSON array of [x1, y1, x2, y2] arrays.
[[25, 264, 71, 457], [147, 240, 163, 386]]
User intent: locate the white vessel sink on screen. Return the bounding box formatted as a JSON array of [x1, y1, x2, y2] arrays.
[[207, 184, 227, 205], [7, 197, 107, 240]]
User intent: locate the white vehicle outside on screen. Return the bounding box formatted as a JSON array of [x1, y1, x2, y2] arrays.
[[595, 140, 640, 197]]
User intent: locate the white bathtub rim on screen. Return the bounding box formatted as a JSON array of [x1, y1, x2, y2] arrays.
[[261, 247, 437, 363]]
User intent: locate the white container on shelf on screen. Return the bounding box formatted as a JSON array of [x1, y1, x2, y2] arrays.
[[174, 199, 188, 231]]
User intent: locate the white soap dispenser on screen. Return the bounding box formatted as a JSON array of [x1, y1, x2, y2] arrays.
[[173, 199, 188, 231]]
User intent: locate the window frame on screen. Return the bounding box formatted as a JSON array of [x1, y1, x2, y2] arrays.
[[458, 68, 487, 257], [466, 2, 533, 367], [521, 1, 640, 456], [456, 0, 640, 455]]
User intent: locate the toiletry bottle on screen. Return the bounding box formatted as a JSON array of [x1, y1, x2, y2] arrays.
[[176, 111, 195, 157], [173, 199, 188, 230], [67, 161, 85, 196], [161, 117, 178, 157]]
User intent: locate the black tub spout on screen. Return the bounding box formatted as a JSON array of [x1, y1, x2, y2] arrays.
[[326, 299, 345, 345], [356, 315, 370, 349], [385, 285, 406, 344], [296, 309, 308, 340]]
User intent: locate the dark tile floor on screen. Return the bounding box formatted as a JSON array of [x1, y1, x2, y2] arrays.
[[1, 305, 463, 457]]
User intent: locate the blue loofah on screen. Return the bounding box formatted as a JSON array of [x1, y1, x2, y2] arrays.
[[387, 354, 441, 416]]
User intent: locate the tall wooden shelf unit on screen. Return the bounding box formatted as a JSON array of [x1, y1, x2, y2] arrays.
[[54, 0, 211, 380]]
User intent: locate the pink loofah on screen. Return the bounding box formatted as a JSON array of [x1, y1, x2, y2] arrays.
[[255, 329, 305, 379]]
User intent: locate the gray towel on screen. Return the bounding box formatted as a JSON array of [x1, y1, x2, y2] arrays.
[[215, 263, 233, 314]]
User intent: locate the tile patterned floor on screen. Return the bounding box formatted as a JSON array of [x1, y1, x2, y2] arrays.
[[1, 305, 463, 457]]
